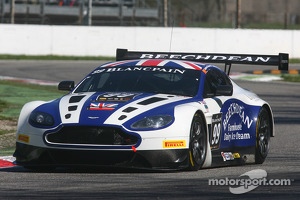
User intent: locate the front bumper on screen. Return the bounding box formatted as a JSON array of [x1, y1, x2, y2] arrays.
[[13, 142, 189, 170]]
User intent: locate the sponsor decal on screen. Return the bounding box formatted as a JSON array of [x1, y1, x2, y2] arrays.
[[199, 100, 209, 113], [223, 103, 253, 131], [97, 92, 139, 102], [92, 67, 185, 74], [163, 140, 186, 148], [139, 54, 271, 63], [17, 134, 30, 143], [89, 103, 118, 110], [233, 153, 240, 159], [227, 123, 242, 131], [221, 102, 254, 144], [221, 152, 234, 161], [220, 152, 239, 162], [224, 132, 251, 141]]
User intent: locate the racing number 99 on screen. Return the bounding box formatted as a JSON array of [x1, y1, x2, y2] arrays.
[[212, 123, 220, 145], [210, 113, 222, 149]]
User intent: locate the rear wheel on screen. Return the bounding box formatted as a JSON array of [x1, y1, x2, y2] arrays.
[[255, 107, 271, 164], [187, 113, 207, 171]]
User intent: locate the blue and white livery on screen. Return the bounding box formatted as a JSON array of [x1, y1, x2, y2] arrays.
[[14, 49, 289, 171]]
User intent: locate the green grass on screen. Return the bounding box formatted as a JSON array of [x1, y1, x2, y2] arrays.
[[281, 74, 300, 82], [0, 127, 13, 135], [0, 147, 15, 156], [0, 80, 66, 120], [290, 58, 300, 64], [0, 80, 66, 154]]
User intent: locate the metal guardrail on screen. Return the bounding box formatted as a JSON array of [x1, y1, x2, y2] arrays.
[[1, 4, 158, 17], [0, 0, 159, 25]]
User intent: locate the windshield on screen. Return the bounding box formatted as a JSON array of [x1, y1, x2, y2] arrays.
[[74, 66, 201, 97]]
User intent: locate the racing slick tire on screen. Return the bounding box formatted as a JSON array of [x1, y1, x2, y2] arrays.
[[255, 107, 271, 164], [187, 112, 207, 171]]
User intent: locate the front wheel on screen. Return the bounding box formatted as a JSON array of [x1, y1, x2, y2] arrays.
[[187, 113, 207, 171], [255, 107, 271, 164]]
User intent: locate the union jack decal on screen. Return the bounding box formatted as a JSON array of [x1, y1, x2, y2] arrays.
[[89, 103, 118, 110], [99, 59, 204, 70]]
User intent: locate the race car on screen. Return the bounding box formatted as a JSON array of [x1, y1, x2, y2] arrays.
[[14, 49, 289, 171]]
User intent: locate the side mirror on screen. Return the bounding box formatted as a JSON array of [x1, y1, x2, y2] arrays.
[[58, 81, 75, 91], [215, 85, 233, 96]]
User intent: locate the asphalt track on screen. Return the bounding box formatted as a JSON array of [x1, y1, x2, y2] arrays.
[[0, 60, 299, 199]]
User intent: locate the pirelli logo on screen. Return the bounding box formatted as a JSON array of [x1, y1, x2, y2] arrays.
[[163, 140, 186, 148]]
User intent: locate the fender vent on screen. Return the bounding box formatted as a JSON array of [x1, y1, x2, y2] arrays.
[[137, 97, 166, 105], [69, 95, 85, 103]]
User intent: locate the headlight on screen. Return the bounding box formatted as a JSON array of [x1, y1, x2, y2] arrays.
[[29, 111, 54, 126], [131, 115, 173, 130]]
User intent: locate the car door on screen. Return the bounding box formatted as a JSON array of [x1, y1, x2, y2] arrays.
[[203, 68, 233, 151]]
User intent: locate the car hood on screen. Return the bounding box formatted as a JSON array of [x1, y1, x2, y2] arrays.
[[51, 92, 194, 127]]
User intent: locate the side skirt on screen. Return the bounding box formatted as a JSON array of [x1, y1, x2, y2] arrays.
[[210, 146, 255, 168]]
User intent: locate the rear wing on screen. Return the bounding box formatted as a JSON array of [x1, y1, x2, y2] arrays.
[[116, 48, 289, 75]]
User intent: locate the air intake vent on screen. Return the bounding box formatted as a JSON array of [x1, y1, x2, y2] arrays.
[[45, 126, 139, 146]]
